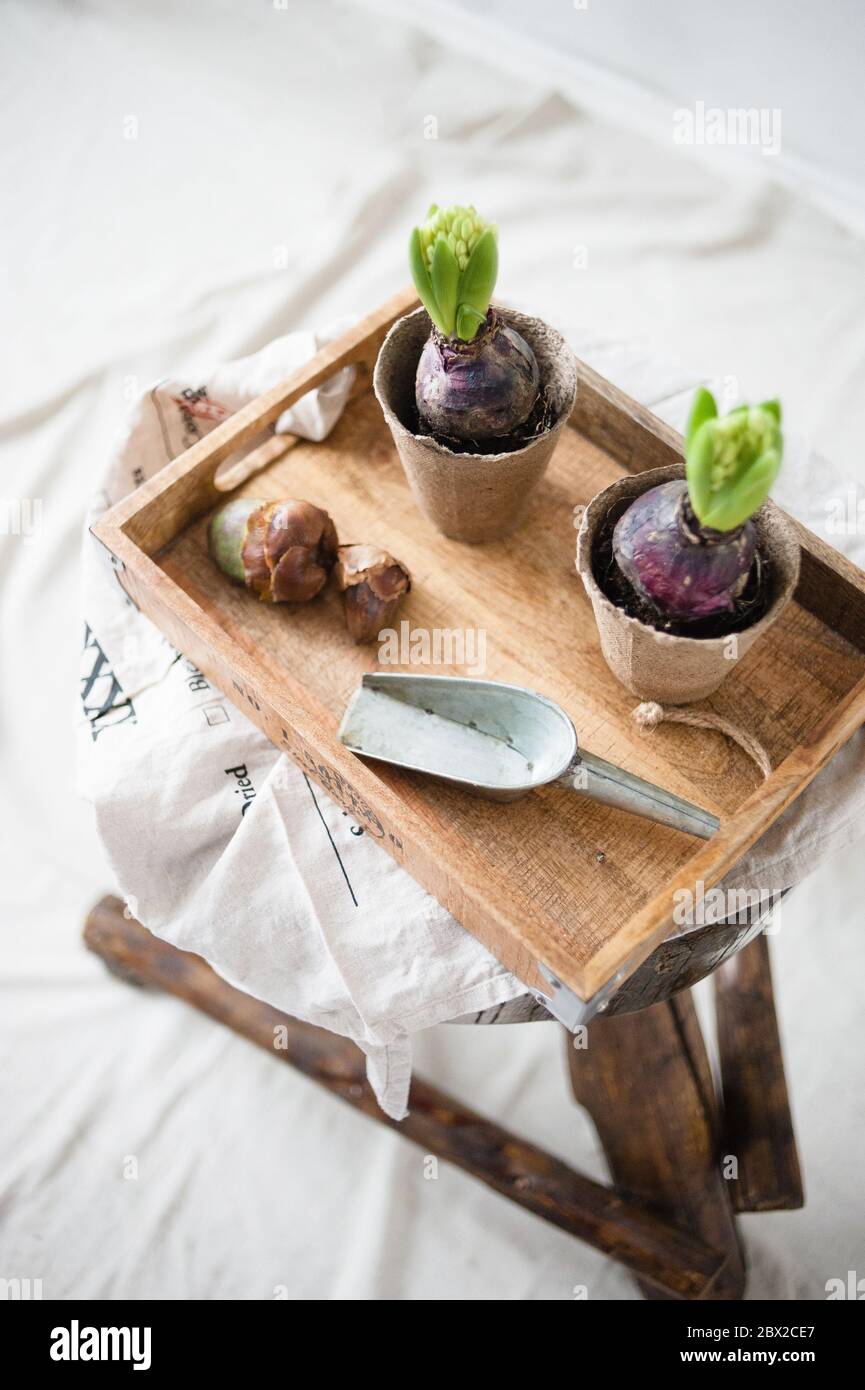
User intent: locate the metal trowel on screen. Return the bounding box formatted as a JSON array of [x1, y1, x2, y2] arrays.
[[338, 673, 719, 839]]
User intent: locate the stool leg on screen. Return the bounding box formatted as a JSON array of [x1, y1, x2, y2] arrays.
[[714, 932, 803, 1212], [85, 896, 730, 1299], [566, 991, 746, 1300]]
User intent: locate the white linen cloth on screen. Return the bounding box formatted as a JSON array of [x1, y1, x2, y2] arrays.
[[78, 329, 525, 1121]]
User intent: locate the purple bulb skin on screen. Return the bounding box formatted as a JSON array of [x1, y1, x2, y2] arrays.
[[415, 310, 539, 442], [612, 480, 756, 623]]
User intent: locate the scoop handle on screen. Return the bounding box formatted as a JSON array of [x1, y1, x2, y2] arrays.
[[560, 751, 719, 839]]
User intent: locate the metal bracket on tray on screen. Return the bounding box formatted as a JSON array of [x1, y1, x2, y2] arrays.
[[533, 959, 636, 1030]]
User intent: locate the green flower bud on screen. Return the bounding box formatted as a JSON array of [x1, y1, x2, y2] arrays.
[[685, 389, 783, 532], [408, 201, 500, 339]]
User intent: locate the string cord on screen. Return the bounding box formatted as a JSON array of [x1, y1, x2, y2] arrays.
[[631, 701, 772, 780]]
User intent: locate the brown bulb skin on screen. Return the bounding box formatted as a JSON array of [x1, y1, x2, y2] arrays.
[[209, 498, 338, 603], [334, 544, 411, 643]]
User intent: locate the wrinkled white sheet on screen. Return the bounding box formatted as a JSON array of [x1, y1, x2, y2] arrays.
[[2, 0, 864, 1300]]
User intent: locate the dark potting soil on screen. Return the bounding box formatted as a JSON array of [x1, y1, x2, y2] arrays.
[[412, 384, 556, 456], [592, 502, 772, 640]]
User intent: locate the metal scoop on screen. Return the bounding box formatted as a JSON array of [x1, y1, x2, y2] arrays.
[[338, 674, 718, 839]]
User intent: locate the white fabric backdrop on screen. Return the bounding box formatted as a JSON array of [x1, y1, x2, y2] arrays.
[[374, 0, 865, 233], [1, 0, 864, 1299]]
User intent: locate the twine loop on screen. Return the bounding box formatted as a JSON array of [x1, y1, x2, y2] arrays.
[[631, 701, 772, 780]]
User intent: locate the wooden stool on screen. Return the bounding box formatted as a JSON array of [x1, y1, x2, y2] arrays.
[[84, 895, 802, 1301]]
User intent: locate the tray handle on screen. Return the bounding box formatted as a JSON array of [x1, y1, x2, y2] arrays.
[[214, 433, 299, 492], [111, 287, 419, 556]]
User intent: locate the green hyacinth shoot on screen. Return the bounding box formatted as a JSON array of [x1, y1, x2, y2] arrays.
[[409, 202, 499, 342], [685, 388, 783, 533]]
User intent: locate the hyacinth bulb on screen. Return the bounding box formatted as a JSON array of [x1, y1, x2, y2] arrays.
[[612, 391, 783, 623], [334, 544, 411, 643], [208, 498, 338, 603], [409, 201, 540, 441], [613, 479, 757, 622]]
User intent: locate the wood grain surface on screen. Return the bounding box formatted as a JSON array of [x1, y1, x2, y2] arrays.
[[715, 933, 804, 1213], [567, 995, 746, 1300]]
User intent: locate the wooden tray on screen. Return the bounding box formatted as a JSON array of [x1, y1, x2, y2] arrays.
[[92, 287, 865, 1018]]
